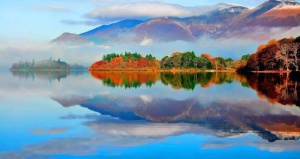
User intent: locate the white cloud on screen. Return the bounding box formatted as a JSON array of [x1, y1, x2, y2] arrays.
[[140, 38, 153, 46], [140, 95, 153, 103], [85, 2, 218, 20]]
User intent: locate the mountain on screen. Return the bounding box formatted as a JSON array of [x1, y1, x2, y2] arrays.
[[51, 32, 86, 43], [229, 0, 300, 29], [80, 20, 144, 43], [52, 20, 143, 43], [52, 0, 300, 44], [254, 3, 300, 27], [134, 18, 195, 42], [80, 19, 143, 37], [171, 4, 248, 38]]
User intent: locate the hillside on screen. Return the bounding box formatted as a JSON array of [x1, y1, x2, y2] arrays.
[[52, 0, 300, 44], [134, 18, 195, 42]]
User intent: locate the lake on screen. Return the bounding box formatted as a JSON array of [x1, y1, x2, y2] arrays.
[[1, 70, 300, 159]]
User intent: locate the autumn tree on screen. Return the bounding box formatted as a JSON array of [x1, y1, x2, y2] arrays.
[[213, 57, 226, 70]]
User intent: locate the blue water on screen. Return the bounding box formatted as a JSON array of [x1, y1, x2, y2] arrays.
[[0, 70, 300, 159]]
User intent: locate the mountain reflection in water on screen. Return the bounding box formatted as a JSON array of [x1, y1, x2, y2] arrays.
[[2, 70, 300, 158], [9, 70, 300, 142], [48, 71, 300, 142]]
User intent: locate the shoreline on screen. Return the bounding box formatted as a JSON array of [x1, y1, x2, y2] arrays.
[[88, 69, 236, 73], [251, 70, 293, 73]]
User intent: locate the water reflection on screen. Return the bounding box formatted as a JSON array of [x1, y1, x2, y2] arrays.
[[11, 70, 70, 82], [246, 72, 300, 107], [89, 71, 300, 107], [53, 94, 300, 142], [90, 71, 160, 88], [90, 71, 245, 90], [2, 70, 300, 158], [161, 72, 238, 90]]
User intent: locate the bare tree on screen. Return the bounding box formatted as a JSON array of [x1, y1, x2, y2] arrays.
[[290, 43, 299, 71], [280, 44, 289, 71]]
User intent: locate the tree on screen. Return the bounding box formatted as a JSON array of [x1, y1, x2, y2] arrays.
[[290, 43, 299, 71], [225, 58, 234, 62], [280, 44, 289, 71], [193, 57, 201, 68], [198, 57, 212, 69], [31, 59, 35, 68], [181, 51, 196, 68], [146, 54, 155, 60], [170, 54, 182, 68], [161, 56, 170, 69], [122, 55, 129, 62], [213, 57, 226, 70], [241, 54, 251, 61]]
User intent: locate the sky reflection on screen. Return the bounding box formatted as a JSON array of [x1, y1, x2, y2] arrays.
[[1, 70, 300, 158]]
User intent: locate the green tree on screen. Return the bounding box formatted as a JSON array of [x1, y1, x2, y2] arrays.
[[146, 54, 155, 60], [242, 54, 251, 61], [170, 54, 182, 68], [199, 57, 213, 69], [181, 51, 196, 68]]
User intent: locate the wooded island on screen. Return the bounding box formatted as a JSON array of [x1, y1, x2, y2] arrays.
[[89, 36, 300, 73]]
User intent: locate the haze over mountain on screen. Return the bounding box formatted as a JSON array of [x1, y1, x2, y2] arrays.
[[52, 0, 300, 44]]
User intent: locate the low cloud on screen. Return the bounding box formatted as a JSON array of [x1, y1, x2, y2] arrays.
[[140, 38, 153, 46], [85, 2, 216, 21]]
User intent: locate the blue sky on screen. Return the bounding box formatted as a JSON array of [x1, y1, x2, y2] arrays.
[[0, 0, 268, 44]]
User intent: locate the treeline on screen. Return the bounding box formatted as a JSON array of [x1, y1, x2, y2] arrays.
[[90, 51, 252, 71], [239, 36, 300, 72], [160, 51, 250, 70], [11, 57, 70, 70], [89, 52, 160, 71], [103, 52, 156, 62]]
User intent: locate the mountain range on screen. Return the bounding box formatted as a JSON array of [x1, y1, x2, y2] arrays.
[[52, 0, 300, 44]]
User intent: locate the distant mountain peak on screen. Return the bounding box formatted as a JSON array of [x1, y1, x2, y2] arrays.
[[215, 3, 248, 13], [277, 0, 300, 7]]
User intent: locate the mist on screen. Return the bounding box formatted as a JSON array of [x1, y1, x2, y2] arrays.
[[1, 26, 299, 68]]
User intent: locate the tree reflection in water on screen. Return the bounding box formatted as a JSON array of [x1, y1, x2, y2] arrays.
[[246, 72, 300, 107], [90, 71, 241, 90]]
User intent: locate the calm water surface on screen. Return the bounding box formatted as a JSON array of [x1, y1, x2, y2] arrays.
[[1, 70, 300, 159]]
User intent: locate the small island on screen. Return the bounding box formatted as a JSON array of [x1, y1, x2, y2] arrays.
[[89, 36, 300, 73], [11, 57, 70, 71]]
